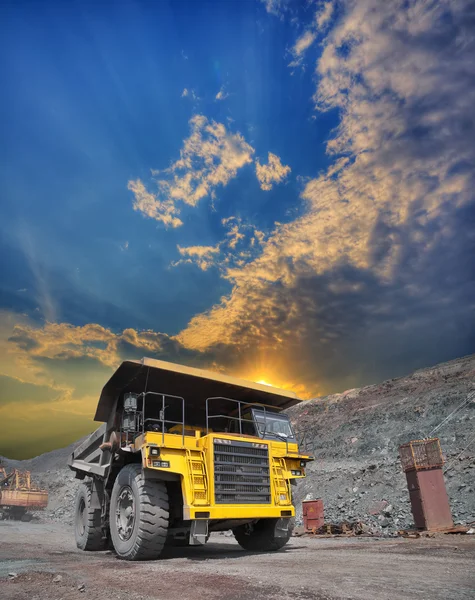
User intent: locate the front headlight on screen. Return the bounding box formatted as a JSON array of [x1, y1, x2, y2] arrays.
[[291, 469, 302, 476]]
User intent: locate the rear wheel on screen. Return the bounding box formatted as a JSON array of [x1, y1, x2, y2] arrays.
[[109, 464, 169, 560], [233, 518, 293, 552], [74, 481, 105, 551]]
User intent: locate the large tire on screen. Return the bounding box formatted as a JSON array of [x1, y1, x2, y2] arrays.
[[109, 464, 169, 561], [233, 518, 293, 552], [74, 481, 105, 551]]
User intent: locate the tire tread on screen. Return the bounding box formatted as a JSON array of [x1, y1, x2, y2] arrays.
[[110, 464, 169, 561], [74, 481, 105, 551]]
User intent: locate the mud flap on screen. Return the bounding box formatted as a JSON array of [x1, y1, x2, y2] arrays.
[[190, 519, 208, 545], [275, 518, 290, 538]]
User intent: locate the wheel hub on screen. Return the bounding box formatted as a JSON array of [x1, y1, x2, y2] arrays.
[[116, 486, 135, 541]]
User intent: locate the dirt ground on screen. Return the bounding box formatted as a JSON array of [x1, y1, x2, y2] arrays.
[[1, 522, 474, 600]]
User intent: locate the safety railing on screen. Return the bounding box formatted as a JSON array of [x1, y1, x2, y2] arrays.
[[120, 391, 185, 446], [141, 391, 185, 446], [205, 396, 269, 436], [205, 397, 291, 453]]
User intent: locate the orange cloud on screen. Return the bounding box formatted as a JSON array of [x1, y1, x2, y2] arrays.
[[129, 115, 255, 227], [255, 152, 291, 191]]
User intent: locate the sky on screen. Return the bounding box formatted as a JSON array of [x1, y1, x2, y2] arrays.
[[1, 0, 474, 459]]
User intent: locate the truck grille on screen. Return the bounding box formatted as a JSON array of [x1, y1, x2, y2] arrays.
[[214, 440, 271, 504]]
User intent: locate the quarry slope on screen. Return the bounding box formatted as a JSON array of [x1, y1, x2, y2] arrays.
[[289, 353, 475, 531]]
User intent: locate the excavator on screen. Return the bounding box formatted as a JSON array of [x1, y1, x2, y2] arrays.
[[0, 463, 48, 520]]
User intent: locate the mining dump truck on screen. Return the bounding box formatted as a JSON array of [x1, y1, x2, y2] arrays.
[[0, 467, 48, 520], [69, 358, 312, 560]]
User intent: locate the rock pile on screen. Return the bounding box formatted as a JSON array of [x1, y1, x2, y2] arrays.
[[290, 354, 475, 534]]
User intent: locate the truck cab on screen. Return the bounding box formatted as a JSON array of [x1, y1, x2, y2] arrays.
[[69, 357, 312, 560]]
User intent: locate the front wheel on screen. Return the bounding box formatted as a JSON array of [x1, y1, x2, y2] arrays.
[[233, 518, 293, 552], [109, 464, 169, 560]]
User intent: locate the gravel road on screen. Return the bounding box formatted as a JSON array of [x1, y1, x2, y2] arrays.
[[1, 522, 474, 600]]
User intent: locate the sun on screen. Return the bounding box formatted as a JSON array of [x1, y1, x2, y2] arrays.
[[256, 379, 272, 386]]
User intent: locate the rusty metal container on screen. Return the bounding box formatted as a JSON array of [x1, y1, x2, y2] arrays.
[[302, 498, 324, 532], [399, 438, 453, 531]]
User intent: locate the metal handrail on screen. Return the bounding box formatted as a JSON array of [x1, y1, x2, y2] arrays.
[[206, 396, 269, 438], [139, 391, 185, 446]]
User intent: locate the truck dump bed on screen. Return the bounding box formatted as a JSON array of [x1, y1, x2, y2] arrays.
[[94, 357, 301, 422]]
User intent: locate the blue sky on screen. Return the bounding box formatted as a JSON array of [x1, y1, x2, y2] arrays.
[[1, 0, 474, 458], [1, 0, 337, 333]]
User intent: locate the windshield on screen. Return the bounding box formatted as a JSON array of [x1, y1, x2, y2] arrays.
[[251, 409, 295, 441]]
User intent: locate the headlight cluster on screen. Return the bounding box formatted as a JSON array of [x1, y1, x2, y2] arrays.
[[291, 469, 302, 476]]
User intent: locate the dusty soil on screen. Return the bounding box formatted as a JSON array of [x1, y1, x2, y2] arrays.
[[1, 522, 474, 600]]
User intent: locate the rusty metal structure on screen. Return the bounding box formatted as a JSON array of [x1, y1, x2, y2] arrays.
[[0, 466, 48, 520], [399, 438, 454, 532], [302, 498, 324, 532]]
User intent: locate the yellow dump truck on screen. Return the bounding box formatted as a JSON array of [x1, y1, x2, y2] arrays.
[[69, 358, 312, 560]]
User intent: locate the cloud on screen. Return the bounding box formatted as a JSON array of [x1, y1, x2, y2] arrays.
[[171, 217, 267, 272], [215, 87, 229, 101], [128, 115, 255, 227], [5, 0, 474, 458], [255, 152, 291, 190], [182, 88, 199, 100], [176, 0, 475, 394], [261, 0, 290, 18], [288, 2, 334, 67], [128, 179, 183, 228], [316, 1, 334, 29], [289, 30, 316, 66], [175, 244, 221, 271], [7, 320, 183, 371]]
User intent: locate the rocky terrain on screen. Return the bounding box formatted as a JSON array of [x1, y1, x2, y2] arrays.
[[2, 353, 474, 534], [289, 353, 475, 533]]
